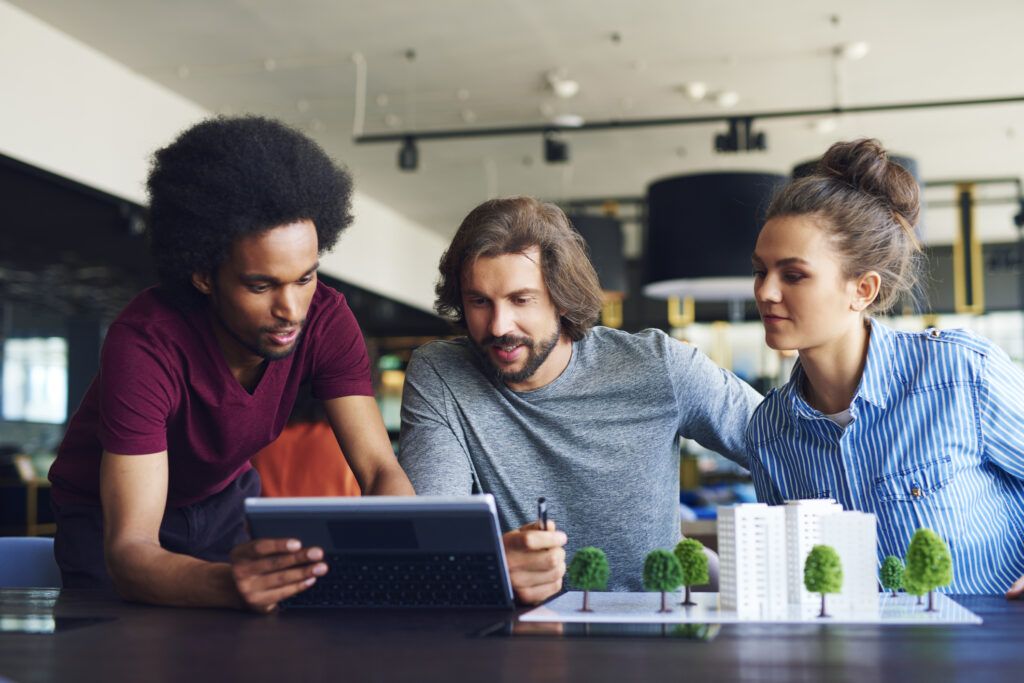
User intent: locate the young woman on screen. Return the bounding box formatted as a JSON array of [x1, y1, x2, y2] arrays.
[[746, 138, 1024, 597]]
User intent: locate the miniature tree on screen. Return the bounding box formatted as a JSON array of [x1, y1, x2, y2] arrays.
[[903, 528, 952, 612], [879, 555, 904, 598], [673, 538, 709, 607], [902, 566, 927, 606], [643, 549, 684, 613], [803, 544, 843, 618], [567, 546, 610, 612]]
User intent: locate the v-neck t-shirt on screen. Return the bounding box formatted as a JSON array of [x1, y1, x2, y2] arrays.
[[49, 282, 372, 508]]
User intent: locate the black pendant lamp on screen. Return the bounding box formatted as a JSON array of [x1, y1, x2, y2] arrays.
[[643, 172, 786, 322]]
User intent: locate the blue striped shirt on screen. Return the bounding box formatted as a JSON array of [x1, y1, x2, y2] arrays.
[[745, 319, 1024, 594]]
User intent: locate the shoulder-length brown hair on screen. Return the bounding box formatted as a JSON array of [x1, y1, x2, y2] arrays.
[[435, 196, 603, 341]]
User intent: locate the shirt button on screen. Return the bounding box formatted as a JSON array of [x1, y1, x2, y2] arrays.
[[911, 486, 922, 498], [929, 329, 941, 338]]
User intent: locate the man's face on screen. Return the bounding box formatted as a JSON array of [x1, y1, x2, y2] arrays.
[[193, 219, 319, 369], [461, 246, 572, 392]]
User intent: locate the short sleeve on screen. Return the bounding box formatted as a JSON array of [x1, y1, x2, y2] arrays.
[[307, 289, 374, 400], [98, 322, 176, 455]]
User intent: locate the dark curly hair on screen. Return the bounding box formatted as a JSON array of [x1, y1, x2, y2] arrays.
[[435, 196, 603, 341], [146, 115, 354, 306]]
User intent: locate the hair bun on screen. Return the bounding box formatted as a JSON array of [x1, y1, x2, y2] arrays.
[[818, 138, 920, 228]]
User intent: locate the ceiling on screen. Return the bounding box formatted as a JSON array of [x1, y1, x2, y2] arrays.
[[9, 0, 1024, 247]]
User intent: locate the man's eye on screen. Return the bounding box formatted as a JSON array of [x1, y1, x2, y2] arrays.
[[752, 268, 765, 279], [249, 285, 270, 293]]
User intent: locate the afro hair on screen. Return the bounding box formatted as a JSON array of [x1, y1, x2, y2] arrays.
[[146, 115, 354, 306]]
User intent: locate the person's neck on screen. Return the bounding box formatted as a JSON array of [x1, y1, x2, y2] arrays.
[[207, 309, 266, 392], [798, 319, 872, 415]]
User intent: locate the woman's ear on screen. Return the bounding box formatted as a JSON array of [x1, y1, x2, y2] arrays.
[[851, 271, 881, 312], [191, 271, 213, 295]]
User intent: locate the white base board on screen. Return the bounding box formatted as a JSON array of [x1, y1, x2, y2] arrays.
[[519, 591, 982, 625]]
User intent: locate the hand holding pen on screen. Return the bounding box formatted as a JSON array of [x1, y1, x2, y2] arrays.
[[500, 495, 566, 604]]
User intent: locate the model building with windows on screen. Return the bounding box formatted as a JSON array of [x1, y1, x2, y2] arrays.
[[718, 500, 878, 618]]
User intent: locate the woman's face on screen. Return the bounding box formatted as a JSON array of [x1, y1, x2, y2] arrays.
[[752, 214, 868, 353]]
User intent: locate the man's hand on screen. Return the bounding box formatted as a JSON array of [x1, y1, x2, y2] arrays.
[[502, 520, 567, 605], [230, 538, 327, 613], [1006, 574, 1024, 600]]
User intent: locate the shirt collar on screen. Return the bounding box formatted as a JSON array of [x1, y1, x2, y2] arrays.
[[858, 318, 894, 410]]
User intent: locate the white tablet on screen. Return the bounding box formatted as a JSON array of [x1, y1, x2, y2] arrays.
[[245, 494, 514, 609]]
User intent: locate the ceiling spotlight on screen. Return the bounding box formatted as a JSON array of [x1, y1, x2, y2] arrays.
[[811, 117, 839, 134], [714, 90, 740, 108], [543, 131, 569, 164], [398, 136, 418, 171], [547, 70, 580, 99], [835, 41, 871, 61], [680, 81, 708, 101], [550, 113, 585, 128]]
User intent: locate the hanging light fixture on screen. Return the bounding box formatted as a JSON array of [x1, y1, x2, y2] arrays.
[[643, 171, 786, 323], [570, 213, 626, 328]]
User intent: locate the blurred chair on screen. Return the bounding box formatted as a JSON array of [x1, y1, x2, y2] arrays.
[[0, 536, 62, 587]]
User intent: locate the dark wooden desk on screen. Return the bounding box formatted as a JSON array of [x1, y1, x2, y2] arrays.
[[1, 589, 1021, 682]]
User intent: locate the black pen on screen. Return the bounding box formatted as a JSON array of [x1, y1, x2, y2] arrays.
[[537, 497, 547, 530]]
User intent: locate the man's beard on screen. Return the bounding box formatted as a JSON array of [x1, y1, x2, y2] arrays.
[[218, 315, 306, 362], [473, 328, 561, 386]]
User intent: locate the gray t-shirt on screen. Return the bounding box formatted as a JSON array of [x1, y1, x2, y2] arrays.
[[398, 326, 761, 590]]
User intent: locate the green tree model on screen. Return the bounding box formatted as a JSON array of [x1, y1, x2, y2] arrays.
[[673, 538, 709, 607], [903, 528, 953, 612], [643, 549, 684, 613], [803, 544, 843, 618], [879, 555, 904, 598], [567, 546, 610, 612], [902, 566, 928, 606]]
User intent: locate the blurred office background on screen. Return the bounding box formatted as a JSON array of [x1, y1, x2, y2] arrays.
[[2, 1, 1023, 533]]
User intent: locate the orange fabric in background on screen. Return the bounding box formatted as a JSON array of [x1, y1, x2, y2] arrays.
[[250, 422, 361, 497]]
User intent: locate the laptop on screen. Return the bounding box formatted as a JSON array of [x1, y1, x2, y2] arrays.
[[245, 494, 515, 609]]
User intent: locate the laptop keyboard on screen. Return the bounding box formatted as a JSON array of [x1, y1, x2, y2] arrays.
[[284, 551, 510, 608]]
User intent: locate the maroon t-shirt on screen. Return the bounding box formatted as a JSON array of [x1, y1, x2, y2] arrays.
[[49, 282, 373, 508]]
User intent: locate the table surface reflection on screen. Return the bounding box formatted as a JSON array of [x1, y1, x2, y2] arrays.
[[0, 588, 1021, 682]]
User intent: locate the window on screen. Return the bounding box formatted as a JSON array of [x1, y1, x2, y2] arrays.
[[1, 337, 68, 424]]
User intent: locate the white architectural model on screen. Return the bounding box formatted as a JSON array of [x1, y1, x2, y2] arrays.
[[718, 503, 787, 618], [718, 500, 878, 618]]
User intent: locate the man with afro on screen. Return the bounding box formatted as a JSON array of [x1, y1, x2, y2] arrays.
[[49, 116, 414, 611]]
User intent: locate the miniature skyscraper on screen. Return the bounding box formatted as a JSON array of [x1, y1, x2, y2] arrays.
[[819, 510, 878, 615], [718, 503, 787, 618], [784, 499, 842, 609], [718, 499, 879, 618]]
